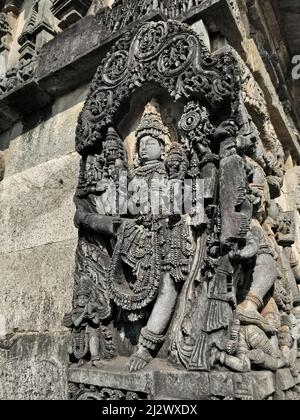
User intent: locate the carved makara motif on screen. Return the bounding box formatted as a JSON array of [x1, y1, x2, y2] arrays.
[[67, 18, 300, 384]]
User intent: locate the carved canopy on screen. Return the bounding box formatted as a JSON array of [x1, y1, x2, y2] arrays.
[[76, 19, 240, 154]]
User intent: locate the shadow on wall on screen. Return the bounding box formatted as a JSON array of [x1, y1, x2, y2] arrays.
[[0, 150, 4, 182], [0, 82, 89, 157]]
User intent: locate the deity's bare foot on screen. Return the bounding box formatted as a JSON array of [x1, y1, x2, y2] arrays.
[[128, 347, 153, 372], [236, 307, 277, 335], [91, 360, 103, 369]]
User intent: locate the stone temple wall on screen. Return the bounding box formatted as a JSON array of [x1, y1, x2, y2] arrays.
[[0, 0, 299, 400], [0, 85, 88, 399]]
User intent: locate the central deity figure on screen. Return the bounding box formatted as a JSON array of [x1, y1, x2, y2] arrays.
[[108, 100, 193, 371]]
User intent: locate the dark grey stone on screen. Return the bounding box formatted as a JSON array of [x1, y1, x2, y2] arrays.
[[0, 333, 70, 400], [0, 80, 53, 132]]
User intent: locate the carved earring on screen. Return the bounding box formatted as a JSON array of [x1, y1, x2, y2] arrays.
[[134, 154, 141, 167]]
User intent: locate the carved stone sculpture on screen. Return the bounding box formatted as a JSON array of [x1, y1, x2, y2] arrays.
[[66, 17, 300, 400], [0, 55, 36, 97], [0, 12, 11, 74], [64, 275, 114, 367]]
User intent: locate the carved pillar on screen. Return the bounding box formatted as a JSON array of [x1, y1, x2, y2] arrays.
[[51, 0, 93, 30], [0, 12, 11, 74], [0, 0, 22, 74], [18, 0, 59, 62]]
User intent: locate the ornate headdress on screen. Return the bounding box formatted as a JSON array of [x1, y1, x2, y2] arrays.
[[103, 127, 125, 164], [105, 126, 121, 142], [166, 142, 188, 163], [76, 275, 92, 298], [165, 142, 188, 180], [135, 99, 171, 146]]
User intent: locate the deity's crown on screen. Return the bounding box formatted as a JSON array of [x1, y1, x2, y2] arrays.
[[105, 127, 122, 144], [136, 99, 171, 145], [167, 142, 186, 160], [77, 288, 90, 298], [76, 275, 91, 298]]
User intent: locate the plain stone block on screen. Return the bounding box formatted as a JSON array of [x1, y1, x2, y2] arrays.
[[252, 371, 275, 400], [0, 239, 77, 335], [4, 102, 83, 178], [276, 369, 297, 391], [0, 153, 79, 254], [155, 370, 210, 400], [209, 371, 234, 397]]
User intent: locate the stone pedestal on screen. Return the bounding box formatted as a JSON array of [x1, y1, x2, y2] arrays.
[[68, 358, 300, 400]]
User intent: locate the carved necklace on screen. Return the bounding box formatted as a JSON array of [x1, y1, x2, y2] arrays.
[[132, 161, 166, 177]]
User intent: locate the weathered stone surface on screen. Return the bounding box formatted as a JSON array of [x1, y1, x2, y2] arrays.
[[232, 374, 254, 400], [0, 239, 76, 335], [36, 14, 118, 95], [275, 369, 297, 391], [69, 358, 210, 399], [51, 0, 93, 30], [209, 372, 254, 399], [209, 371, 234, 397], [0, 153, 79, 254], [2, 86, 87, 177], [282, 166, 300, 211], [155, 371, 210, 400], [0, 333, 70, 400], [0, 80, 53, 133], [70, 358, 157, 397], [241, 37, 300, 161], [252, 371, 275, 400], [36, 0, 242, 97], [70, 363, 281, 400]]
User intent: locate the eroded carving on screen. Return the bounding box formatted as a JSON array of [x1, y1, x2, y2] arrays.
[[0, 56, 36, 96], [69, 383, 148, 400], [94, 0, 207, 41]]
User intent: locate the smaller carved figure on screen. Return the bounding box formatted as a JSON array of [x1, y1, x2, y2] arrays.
[[278, 314, 299, 377], [211, 314, 285, 372], [64, 277, 112, 368], [233, 159, 279, 334]]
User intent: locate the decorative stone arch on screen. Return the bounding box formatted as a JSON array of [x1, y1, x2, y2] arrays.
[[75, 19, 242, 155]]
